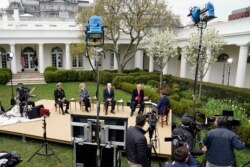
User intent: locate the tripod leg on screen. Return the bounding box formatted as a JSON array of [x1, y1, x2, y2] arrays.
[[47, 144, 62, 163], [152, 145, 162, 167], [27, 144, 44, 162]]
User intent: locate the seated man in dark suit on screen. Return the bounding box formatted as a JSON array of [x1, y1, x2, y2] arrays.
[[130, 83, 145, 116], [156, 90, 170, 115], [103, 83, 116, 115], [54, 82, 69, 115]]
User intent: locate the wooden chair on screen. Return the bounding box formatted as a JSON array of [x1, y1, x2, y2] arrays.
[[103, 101, 113, 113], [55, 102, 66, 114], [158, 106, 170, 127]]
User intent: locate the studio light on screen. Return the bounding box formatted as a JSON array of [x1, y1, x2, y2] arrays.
[[85, 15, 104, 47], [7, 52, 14, 61], [188, 2, 216, 25]]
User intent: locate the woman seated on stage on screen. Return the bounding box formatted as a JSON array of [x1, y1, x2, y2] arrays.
[[79, 83, 91, 112]]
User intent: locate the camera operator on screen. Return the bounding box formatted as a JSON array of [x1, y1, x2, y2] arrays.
[[164, 145, 197, 167], [16, 84, 35, 117], [126, 114, 149, 167], [172, 115, 195, 151], [202, 116, 245, 167]]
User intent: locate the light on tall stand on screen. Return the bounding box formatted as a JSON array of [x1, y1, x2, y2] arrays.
[[7, 52, 15, 106], [227, 58, 233, 86], [188, 1, 216, 133], [84, 15, 104, 167]]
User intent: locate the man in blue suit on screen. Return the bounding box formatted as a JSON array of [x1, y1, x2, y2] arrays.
[[103, 83, 116, 115], [156, 90, 170, 115]]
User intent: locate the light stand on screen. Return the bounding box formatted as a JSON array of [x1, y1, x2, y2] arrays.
[[28, 116, 61, 162], [222, 61, 226, 84], [227, 58, 233, 86], [7, 52, 15, 106]]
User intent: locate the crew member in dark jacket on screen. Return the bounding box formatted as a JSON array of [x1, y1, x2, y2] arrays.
[[130, 83, 145, 116], [164, 145, 197, 167], [54, 82, 69, 115], [202, 116, 245, 167], [79, 83, 91, 112], [103, 83, 116, 115], [126, 114, 149, 167]]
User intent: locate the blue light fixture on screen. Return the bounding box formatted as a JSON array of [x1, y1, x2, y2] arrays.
[[85, 15, 104, 47], [188, 2, 216, 24]]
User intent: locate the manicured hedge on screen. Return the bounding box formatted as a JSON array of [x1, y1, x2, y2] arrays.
[[0, 68, 11, 85], [99, 71, 126, 85], [78, 71, 94, 82], [44, 66, 58, 72], [237, 123, 250, 146], [112, 76, 134, 88]]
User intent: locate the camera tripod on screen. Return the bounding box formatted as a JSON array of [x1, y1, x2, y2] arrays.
[[28, 116, 61, 162], [148, 125, 162, 167]]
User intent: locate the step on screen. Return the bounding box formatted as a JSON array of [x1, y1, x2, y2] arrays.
[[7, 80, 47, 85]]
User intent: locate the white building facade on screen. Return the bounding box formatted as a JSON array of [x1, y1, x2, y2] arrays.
[[0, 11, 249, 88]]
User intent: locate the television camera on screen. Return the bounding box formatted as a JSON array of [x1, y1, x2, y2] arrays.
[[16, 83, 31, 102], [204, 110, 240, 129], [146, 111, 157, 140]]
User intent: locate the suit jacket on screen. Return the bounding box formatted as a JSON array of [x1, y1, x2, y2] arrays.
[[131, 89, 144, 103], [54, 88, 66, 101], [103, 88, 115, 101], [157, 95, 170, 114]]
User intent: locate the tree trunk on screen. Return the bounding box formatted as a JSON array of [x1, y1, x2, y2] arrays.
[[118, 65, 123, 73], [160, 69, 163, 90], [198, 76, 203, 99]]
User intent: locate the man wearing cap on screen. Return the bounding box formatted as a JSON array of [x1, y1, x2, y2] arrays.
[[164, 145, 197, 167], [202, 116, 245, 167], [54, 82, 69, 115], [126, 114, 149, 167], [172, 115, 195, 151]]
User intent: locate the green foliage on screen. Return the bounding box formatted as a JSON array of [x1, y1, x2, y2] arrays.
[[237, 122, 250, 146], [147, 80, 160, 88], [169, 93, 180, 101], [242, 103, 250, 117], [44, 66, 58, 72], [202, 99, 248, 122], [0, 68, 11, 84], [44, 71, 54, 83], [67, 70, 78, 82], [172, 83, 180, 94], [112, 76, 134, 88], [134, 74, 159, 84], [179, 90, 193, 100], [123, 68, 144, 74], [99, 71, 126, 85], [78, 71, 94, 82], [0, 71, 11, 85]]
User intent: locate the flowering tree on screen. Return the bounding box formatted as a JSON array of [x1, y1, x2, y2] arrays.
[[183, 28, 225, 98], [147, 30, 178, 88]]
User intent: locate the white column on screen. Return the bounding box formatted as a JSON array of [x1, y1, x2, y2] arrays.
[[113, 54, 118, 70], [235, 45, 249, 87], [135, 50, 143, 69], [180, 55, 187, 78], [65, 43, 71, 70], [203, 48, 211, 82], [38, 43, 44, 73], [10, 43, 17, 74], [149, 56, 154, 72]]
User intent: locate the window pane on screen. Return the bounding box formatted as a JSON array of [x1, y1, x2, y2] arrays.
[[2, 55, 7, 68], [72, 56, 77, 67], [110, 52, 114, 67], [78, 55, 83, 67], [52, 54, 57, 67]]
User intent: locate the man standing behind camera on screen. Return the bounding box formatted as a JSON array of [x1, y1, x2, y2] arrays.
[[126, 114, 149, 167], [202, 116, 245, 167]]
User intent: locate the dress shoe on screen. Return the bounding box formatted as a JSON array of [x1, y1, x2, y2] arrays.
[[130, 111, 133, 117], [111, 110, 115, 114], [105, 111, 108, 115]]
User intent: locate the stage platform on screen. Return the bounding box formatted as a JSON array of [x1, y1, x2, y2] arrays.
[[0, 99, 172, 157]]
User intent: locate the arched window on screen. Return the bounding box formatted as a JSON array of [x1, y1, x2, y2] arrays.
[[22, 47, 36, 69], [217, 53, 229, 62], [0, 48, 7, 68], [51, 47, 63, 68]]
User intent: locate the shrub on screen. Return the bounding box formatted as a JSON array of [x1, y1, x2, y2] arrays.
[[44, 71, 55, 83], [54, 70, 68, 82], [78, 71, 94, 81], [99, 71, 126, 84], [169, 93, 180, 101], [44, 66, 58, 72], [242, 103, 250, 117], [147, 80, 160, 88], [0, 68, 11, 75], [172, 83, 180, 94], [67, 70, 78, 82], [112, 76, 134, 88], [237, 123, 250, 146], [123, 68, 143, 74], [0, 71, 11, 84], [134, 74, 159, 84]]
